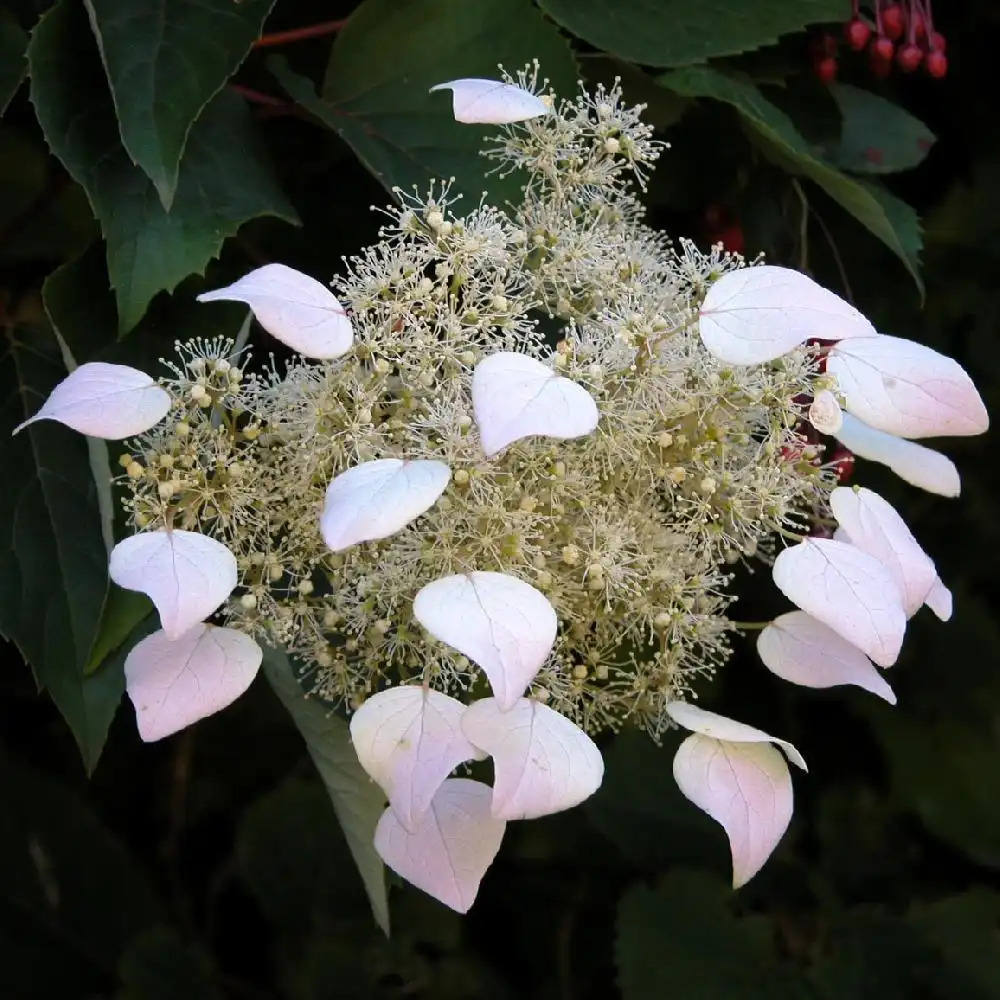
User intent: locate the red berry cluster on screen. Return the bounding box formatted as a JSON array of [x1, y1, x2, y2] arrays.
[[812, 1, 948, 83]]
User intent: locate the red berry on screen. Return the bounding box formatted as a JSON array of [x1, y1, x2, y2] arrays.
[[929, 31, 947, 52], [898, 43, 924, 72], [873, 35, 895, 60], [814, 55, 838, 84], [925, 49, 948, 77], [882, 3, 905, 40], [829, 447, 855, 483], [910, 11, 927, 39], [846, 18, 872, 51]]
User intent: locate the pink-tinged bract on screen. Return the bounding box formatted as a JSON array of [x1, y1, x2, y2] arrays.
[[757, 612, 896, 703], [413, 572, 557, 709], [429, 79, 550, 124], [924, 576, 953, 621], [461, 697, 604, 820], [472, 352, 599, 457], [197, 263, 353, 359], [109, 529, 238, 639], [350, 686, 485, 831], [664, 701, 807, 770], [673, 734, 794, 888], [320, 458, 451, 552], [835, 413, 961, 498], [125, 625, 262, 741], [827, 334, 989, 439], [830, 487, 936, 616], [374, 778, 505, 914], [772, 538, 907, 667], [698, 265, 876, 365], [12, 362, 170, 439]]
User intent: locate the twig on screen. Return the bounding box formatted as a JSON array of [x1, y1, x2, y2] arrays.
[[253, 19, 347, 48]]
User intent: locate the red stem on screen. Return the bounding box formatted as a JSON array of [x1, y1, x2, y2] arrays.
[[253, 19, 347, 48], [229, 84, 287, 108]]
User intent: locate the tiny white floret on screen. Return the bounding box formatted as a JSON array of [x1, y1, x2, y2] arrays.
[[808, 390, 843, 435]]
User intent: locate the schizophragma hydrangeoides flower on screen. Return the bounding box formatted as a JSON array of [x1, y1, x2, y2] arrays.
[[16, 67, 988, 910]]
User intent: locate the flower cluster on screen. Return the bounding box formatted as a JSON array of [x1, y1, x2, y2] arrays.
[[16, 75, 987, 909]]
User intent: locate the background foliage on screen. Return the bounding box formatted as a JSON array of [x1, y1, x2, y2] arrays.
[[1, 0, 998, 997]]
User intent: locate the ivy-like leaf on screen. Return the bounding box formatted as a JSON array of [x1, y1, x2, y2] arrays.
[[83, 0, 276, 209], [829, 83, 936, 175], [0, 6, 27, 117], [538, 0, 844, 68], [269, 0, 576, 204], [659, 66, 924, 294], [0, 321, 120, 771], [261, 646, 390, 934], [28, 0, 298, 334]]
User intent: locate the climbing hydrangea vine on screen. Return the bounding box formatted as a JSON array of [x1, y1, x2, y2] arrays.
[[18, 72, 988, 910]]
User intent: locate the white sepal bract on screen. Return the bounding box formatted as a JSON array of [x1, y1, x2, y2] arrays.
[[124, 625, 262, 741], [835, 413, 961, 498], [374, 778, 505, 914], [13, 362, 170, 439], [197, 263, 353, 360], [412, 572, 557, 709], [830, 486, 936, 616], [673, 733, 794, 888], [757, 612, 896, 704], [472, 352, 599, 457], [109, 529, 238, 639], [461, 697, 604, 820], [665, 701, 807, 770], [350, 686, 485, 831], [827, 335, 989, 439], [771, 538, 907, 667], [808, 390, 843, 435], [429, 79, 550, 124], [320, 458, 451, 552], [698, 265, 876, 365], [924, 576, 953, 621]]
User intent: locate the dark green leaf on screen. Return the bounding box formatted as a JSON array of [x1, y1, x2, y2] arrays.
[[586, 728, 727, 870], [828, 83, 936, 175], [28, 0, 298, 333], [82, 0, 276, 209], [537, 0, 844, 68], [237, 778, 373, 936], [261, 646, 390, 935], [118, 926, 222, 1000], [659, 66, 924, 294], [616, 870, 777, 1000], [0, 757, 159, 994], [272, 0, 576, 203], [0, 321, 119, 770], [910, 890, 1000, 999], [0, 7, 27, 116]]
